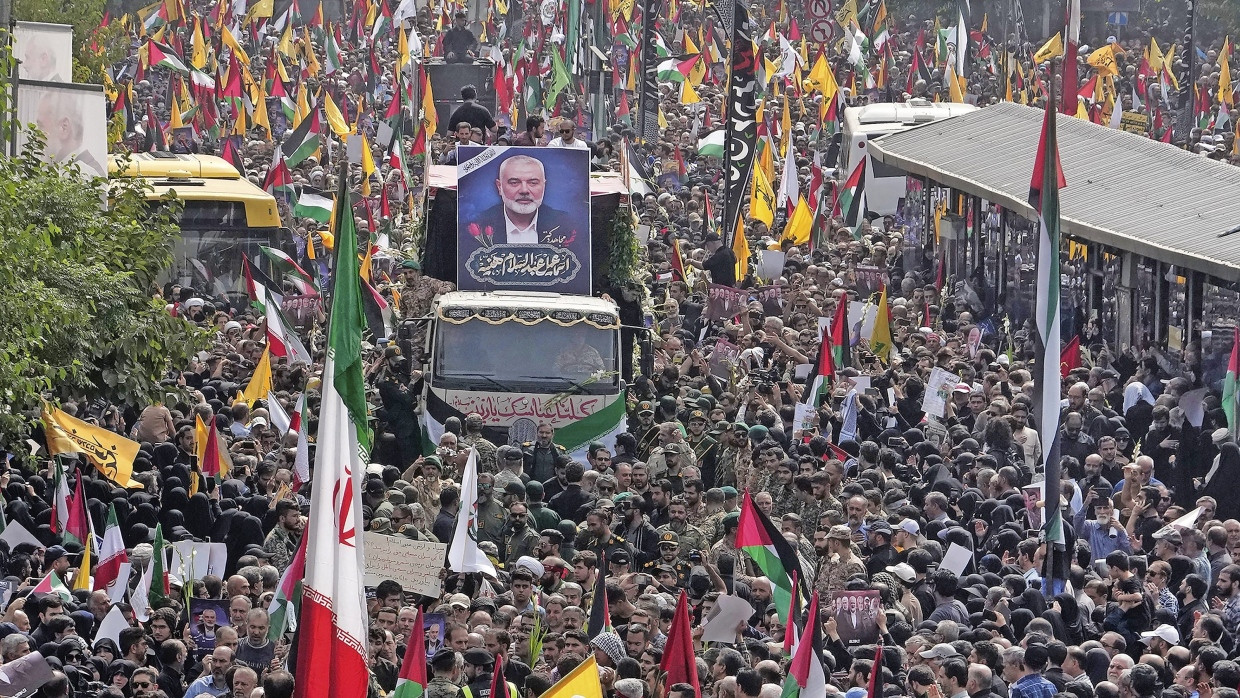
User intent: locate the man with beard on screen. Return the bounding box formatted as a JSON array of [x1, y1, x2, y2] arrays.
[[655, 496, 706, 559], [183, 646, 233, 698], [615, 495, 660, 565], [685, 410, 720, 486], [523, 423, 570, 488], [474, 156, 575, 246], [643, 531, 692, 586], [503, 503, 539, 569]]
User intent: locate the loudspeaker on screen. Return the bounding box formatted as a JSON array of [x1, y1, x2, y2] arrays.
[[427, 61, 496, 135]]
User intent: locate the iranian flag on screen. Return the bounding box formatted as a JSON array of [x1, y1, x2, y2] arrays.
[[290, 392, 310, 491], [392, 608, 427, 698], [93, 503, 129, 598], [736, 490, 805, 623], [293, 162, 371, 698], [50, 459, 70, 536], [32, 571, 72, 601], [1224, 327, 1239, 440], [268, 531, 306, 641]]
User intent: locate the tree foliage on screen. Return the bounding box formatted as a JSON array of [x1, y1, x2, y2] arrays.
[[0, 137, 209, 445]]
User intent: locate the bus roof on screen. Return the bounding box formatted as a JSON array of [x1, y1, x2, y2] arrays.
[[108, 153, 243, 179], [844, 100, 978, 134], [143, 176, 281, 228]]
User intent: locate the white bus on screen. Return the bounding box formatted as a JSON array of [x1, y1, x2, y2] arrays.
[[841, 99, 978, 216]]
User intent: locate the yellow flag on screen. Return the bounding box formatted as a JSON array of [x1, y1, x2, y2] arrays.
[[245, 0, 272, 20], [72, 535, 91, 591], [41, 406, 143, 489], [422, 73, 438, 134], [684, 32, 699, 54], [1220, 38, 1233, 107], [1148, 38, 1165, 73], [1164, 44, 1179, 90], [193, 412, 209, 497], [731, 218, 750, 281], [1033, 33, 1063, 63], [870, 283, 892, 363], [295, 83, 311, 124], [681, 79, 700, 104], [220, 24, 249, 64], [170, 88, 185, 129], [1088, 44, 1118, 76], [543, 657, 603, 698], [251, 83, 270, 136], [781, 195, 813, 245], [1075, 98, 1089, 119], [361, 137, 376, 197], [750, 166, 776, 227], [278, 21, 295, 57], [191, 16, 208, 69], [688, 54, 706, 86], [947, 64, 965, 103], [239, 348, 273, 405], [303, 27, 320, 76], [323, 90, 350, 136], [658, 107, 668, 130], [808, 53, 839, 99], [398, 26, 411, 69]]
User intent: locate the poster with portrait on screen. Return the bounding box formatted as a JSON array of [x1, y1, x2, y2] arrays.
[[188, 598, 230, 660], [828, 589, 881, 646], [15, 80, 107, 179], [423, 613, 446, 658], [14, 22, 73, 83], [456, 146, 592, 295]]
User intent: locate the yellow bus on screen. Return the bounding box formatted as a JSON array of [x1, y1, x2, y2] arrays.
[[109, 152, 284, 297]]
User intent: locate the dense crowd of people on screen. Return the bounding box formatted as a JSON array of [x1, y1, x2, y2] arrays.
[[7, 0, 1240, 697]]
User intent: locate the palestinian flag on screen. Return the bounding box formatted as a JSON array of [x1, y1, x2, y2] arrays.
[[32, 571, 72, 601], [149, 523, 170, 605], [780, 590, 827, 698], [1029, 89, 1066, 469], [268, 531, 306, 641], [147, 40, 190, 73], [393, 608, 427, 698], [260, 245, 316, 291], [294, 187, 334, 223], [263, 155, 295, 201], [281, 110, 321, 167], [832, 155, 867, 230], [736, 490, 805, 623], [64, 475, 89, 548], [1224, 326, 1239, 441]]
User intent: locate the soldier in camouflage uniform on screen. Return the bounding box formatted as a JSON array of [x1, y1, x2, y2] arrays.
[[642, 531, 693, 587], [633, 402, 661, 461], [655, 496, 706, 561], [426, 648, 462, 698], [475, 472, 508, 547], [699, 488, 730, 546], [716, 424, 753, 489], [395, 259, 454, 354], [460, 413, 499, 474], [683, 479, 711, 531], [684, 410, 719, 486], [815, 525, 866, 597], [769, 458, 801, 520]]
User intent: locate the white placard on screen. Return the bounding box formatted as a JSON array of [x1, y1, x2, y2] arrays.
[[16, 80, 108, 179], [14, 22, 73, 83], [756, 250, 785, 281], [170, 541, 229, 582], [95, 606, 130, 649], [921, 367, 961, 418], [701, 594, 756, 642], [0, 520, 42, 551], [941, 542, 971, 577], [363, 532, 447, 597]]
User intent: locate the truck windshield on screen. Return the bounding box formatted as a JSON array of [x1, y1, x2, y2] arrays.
[[433, 319, 619, 394]]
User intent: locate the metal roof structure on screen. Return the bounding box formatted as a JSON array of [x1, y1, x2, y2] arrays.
[[867, 101, 1240, 282]]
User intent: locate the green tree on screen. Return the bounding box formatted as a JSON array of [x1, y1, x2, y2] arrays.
[[0, 137, 208, 447]]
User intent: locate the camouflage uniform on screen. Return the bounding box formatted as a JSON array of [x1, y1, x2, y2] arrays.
[[476, 497, 508, 547], [770, 483, 801, 520], [685, 503, 712, 532], [730, 447, 759, 493], [815, 527, 866, 596], [462, 433, 499, 474], [397, 273, 455, 353], [426, 676, 460, 698], [655, 521, 707, 560]]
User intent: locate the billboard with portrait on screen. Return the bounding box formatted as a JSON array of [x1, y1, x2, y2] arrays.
[[14, 22, 73, 83], [828, 589, 881, 646], [456, 145, 592, 295], [16, 80, 107, 179]]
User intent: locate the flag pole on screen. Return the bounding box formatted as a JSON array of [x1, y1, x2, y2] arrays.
[[1038, 58, 1064, 596]]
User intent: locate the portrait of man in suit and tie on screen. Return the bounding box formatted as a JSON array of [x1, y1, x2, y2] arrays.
[[475, 155, 575, 246], [831, 590, 881, 646]]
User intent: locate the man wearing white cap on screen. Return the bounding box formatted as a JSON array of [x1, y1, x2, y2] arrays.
[[1139, 624, 1180, 657], [894, 520, 924, 553]]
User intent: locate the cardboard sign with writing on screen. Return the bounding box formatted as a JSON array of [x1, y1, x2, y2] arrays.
[[1120, 111, 1149, 134], [362, 532, 447, 597], [705, 284, 747, 322]]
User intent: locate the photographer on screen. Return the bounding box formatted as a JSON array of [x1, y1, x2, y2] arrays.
[[373, 347, 420, 468]]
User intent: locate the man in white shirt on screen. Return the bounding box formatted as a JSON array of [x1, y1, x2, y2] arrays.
[[547, 120, 589, 149]]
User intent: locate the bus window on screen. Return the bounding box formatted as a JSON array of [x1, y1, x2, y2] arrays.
[[434, 319, 619, 393]]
